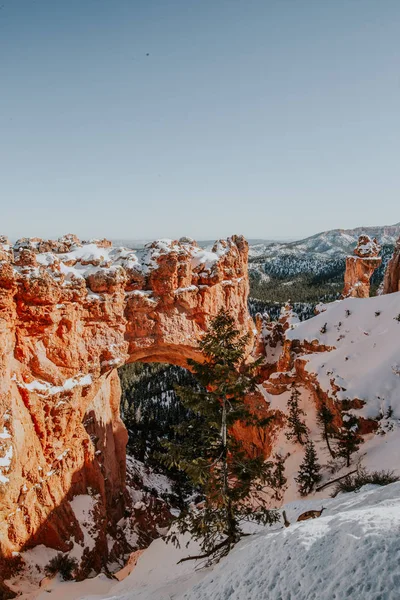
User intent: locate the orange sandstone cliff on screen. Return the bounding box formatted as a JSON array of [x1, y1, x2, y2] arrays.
[[0, 234, 253, 576], [382, 235, 400, 294], [342, 235, 381, 298]]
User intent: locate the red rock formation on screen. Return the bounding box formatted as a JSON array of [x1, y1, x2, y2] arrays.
[[342, 235, 381, 298], [382, 236, 400, 294], [0, 234, 253, 572]]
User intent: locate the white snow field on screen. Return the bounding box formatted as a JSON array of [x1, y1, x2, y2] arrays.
[[286, 292, 400, 420], [25, 482, 400, 600]]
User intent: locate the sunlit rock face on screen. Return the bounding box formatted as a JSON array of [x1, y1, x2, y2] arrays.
[[342, 235, 381, 298], [382, 236, 400, 294], [0, 234, 253, 569]]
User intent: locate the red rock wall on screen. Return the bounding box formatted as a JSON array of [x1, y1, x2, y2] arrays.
[[382, 237, 400, 294], [0, 235, 253, 568], [342, 235, 381, 298]]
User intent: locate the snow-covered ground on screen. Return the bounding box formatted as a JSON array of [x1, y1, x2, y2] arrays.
[[19, 482, 400, 600], [287, 292, 400, 420]]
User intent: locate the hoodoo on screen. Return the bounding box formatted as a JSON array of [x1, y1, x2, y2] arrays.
[[342, 235, 381, 298]]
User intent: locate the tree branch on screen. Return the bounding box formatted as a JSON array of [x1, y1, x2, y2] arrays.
[[315, 469, 357, 492]]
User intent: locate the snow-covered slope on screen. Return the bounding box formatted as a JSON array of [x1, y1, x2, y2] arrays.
[[286, 292, 400, 420], [28, 482, 400, 600]]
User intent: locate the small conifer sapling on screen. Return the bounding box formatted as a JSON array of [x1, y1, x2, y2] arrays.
[[336, 414, 363, 467], [295, 440, 322, 496], [285, 386, 309, 445]]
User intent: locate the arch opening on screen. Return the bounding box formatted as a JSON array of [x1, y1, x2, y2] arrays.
[[118, 360, 201, 509]]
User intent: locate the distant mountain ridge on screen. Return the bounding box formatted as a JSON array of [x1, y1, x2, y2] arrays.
[[248, 222, 400, 260], [247, 222, 400, 318]]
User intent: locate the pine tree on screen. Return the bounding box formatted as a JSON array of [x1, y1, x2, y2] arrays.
[[336, 414, 363, 467], [317, 402, 336, 458], [161, 309, 279, 564], [269, 453, 287, 501], [295, 440, 322, 496], [285, 386, 309, 445]]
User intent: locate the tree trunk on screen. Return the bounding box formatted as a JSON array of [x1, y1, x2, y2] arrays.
[[324, 425, 335, 458]]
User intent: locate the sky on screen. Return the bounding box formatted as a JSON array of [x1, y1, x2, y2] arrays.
[[1, 0, 399, 242]]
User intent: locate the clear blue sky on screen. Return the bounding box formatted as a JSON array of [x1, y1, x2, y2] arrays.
[[1, 0, 399, 241]]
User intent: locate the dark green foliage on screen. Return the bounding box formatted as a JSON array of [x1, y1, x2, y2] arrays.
[[336, 414, 363, 467], [317, 403, 336, 458], [119, 362, 199, 463], [249, 272, 341, 318], [248, 298, 319, 322], [45, 554, 78, 581], [285, 387, 309, 445], [119, 362, 200, 506], [248, 244, 395, 320], [269, 453, 288, 501], [162, 309, 279, 564], [295, 441, 322, 496], [332, 467, 400, 496]]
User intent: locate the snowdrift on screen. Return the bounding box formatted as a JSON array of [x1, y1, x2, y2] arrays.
[[29, 482, 400, 600]]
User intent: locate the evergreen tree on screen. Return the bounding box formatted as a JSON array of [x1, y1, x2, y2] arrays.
[[161, 309, 279, 563], [295, 440, 322, 496], [317, 402, 336, 458], [336, 414, 363, 467], [119, 362, 201, 507], [285, 386, 309, 445], [269, 453, 287, 501]]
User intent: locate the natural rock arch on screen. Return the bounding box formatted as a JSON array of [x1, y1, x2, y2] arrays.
[[0, 234, 253, 568]]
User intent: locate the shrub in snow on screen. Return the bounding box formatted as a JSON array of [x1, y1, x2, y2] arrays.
[[285, 386, 309, 445], [332, 467, 399, 496], [295, 441, 322, 496], [45, 554, 78, 581]]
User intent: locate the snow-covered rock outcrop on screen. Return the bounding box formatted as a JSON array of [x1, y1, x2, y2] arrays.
[[286, 292, 400, 421], [342, 235, 381, 298], [0, 234, 252, 578]]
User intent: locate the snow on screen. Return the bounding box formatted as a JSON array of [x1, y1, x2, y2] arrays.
[[126, 456, 172, 498], [17, 374, 93, 397], [56, 450, 69, 461], [286, 292, 400, 420], [70, 494, 98, 558], [59, 244, 111, 265], [0, 444, 13, 484], [26, 482, 400, 600], [174, 285, 198, 294], [0, 426, 11, 439]]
